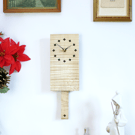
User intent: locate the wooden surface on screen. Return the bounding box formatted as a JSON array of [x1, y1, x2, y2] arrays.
[[61, 92, 69, 119], [3, 0, 61, 13], [93, 0, 132, 22], [50, 34, 79, 92]]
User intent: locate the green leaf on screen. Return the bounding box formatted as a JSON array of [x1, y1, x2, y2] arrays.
[[0, 87, 9, 93]]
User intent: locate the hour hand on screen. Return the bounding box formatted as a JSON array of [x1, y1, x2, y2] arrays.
[[65, 45, 72, 52], [56, 44, 65, 51]]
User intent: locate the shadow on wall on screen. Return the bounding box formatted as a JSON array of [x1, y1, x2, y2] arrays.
[[75, 128, 90, 135], [0, 120, 8, 135], [55, 92, 61, 120], [40, 38, 50, 93], [75, 129, 79, 135], [75, 98, 102, 135], [123, 91, 135, 135], [79, 34, 83, 91]]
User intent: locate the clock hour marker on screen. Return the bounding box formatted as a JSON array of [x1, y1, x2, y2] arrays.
[[73, 44, 75, 46], [63, 38, 66, 41], [69, 40, 71, 42], [74, 49, 77, 52], [63, 114, 66, 117], [52, 49, 55, 52], [54, 55, 56, 57], [73, 55, 75, 57], [63, 60, 66, 63], [58, 40, 60, 42], [58, 59, 60, 61], [69, 59, 71, 61], [54, 44, 56, 46]]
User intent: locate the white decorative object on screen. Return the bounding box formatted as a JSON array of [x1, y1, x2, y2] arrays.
[[106, 92, 127, 135]]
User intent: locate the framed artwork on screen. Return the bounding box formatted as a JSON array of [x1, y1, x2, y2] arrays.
[[93, 0, 132, 22], [3, 0, 61, 13]]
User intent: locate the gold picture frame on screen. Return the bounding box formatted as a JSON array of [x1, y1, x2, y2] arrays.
[[93, 0, 132, 22], [3, 0, 61, 13]]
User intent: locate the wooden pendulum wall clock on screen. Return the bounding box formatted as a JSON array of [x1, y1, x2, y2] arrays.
[[50, 34, 79, 119]]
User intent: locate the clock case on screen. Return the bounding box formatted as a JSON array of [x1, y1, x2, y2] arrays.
[[50, 34, 79, 119]]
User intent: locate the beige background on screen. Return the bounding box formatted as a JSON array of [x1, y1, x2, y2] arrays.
[[101, 0, 124, 8], [98, 0, 127, 16]]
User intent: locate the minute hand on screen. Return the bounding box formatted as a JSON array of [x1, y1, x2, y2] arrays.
[[65, 45, 72, 52], [56, 44, 65, 51]]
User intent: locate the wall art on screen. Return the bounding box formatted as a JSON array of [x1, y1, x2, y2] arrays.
[[50, 34, 79, 119], [3, 0, 61, 13], [93, 0, 132, 22]]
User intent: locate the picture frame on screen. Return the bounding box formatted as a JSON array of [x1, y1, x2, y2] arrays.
[[3, 0, 61, 13], [93, 0, 132, 22]]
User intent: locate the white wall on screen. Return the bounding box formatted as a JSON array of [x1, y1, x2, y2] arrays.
[[0, 0, 135, 135]]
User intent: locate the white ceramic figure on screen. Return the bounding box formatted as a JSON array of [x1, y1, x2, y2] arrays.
[[106, 92, 127, 135]]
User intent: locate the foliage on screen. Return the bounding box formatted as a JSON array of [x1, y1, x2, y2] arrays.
[[0, 87, 9, 93]]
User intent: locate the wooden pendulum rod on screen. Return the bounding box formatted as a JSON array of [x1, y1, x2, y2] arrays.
[[61, 92, 69, 119]]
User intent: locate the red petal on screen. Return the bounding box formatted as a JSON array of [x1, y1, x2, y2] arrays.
[[17, 42, 19, 46], [9, 45, 19, 55], [4, 62, 10, 66], [18, 54, 31, 62], [15, 61, 21, 72], [0, 38, 3, 51], [9, 62, 16, 75], [4, 55, 15, 64], [0, 57, 3, 62], [11, 39, 16, 46], [18, 45, 26, 54], [0, 37, 3, 42], [1, 38, 10, 53], [0, 59, 5, 68]]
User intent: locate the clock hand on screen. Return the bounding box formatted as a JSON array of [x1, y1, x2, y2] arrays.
[[65, 45, 72, 52], [56, 44, 65, 51]]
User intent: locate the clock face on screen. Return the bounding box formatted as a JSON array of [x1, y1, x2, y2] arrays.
[[50, 34, 79, 92], [52, 39, 78, 63]]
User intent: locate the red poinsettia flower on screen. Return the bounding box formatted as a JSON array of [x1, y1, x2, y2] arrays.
[[9, 39, 31, 75], [0, 37, 15, 68]]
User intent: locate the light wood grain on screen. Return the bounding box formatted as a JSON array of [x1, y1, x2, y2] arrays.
[[51, 86, 79, 91], [51, 76, 79, 81], [50, 34, 79, 119], [51, 80, 79, 86], [61, 92, 69, 119], [50, 34, 79, 92], [51, 69, 79, 74]]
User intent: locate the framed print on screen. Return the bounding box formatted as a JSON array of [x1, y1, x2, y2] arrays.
[[93, 0, 132, 22], [3, 0, 61, 13]]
